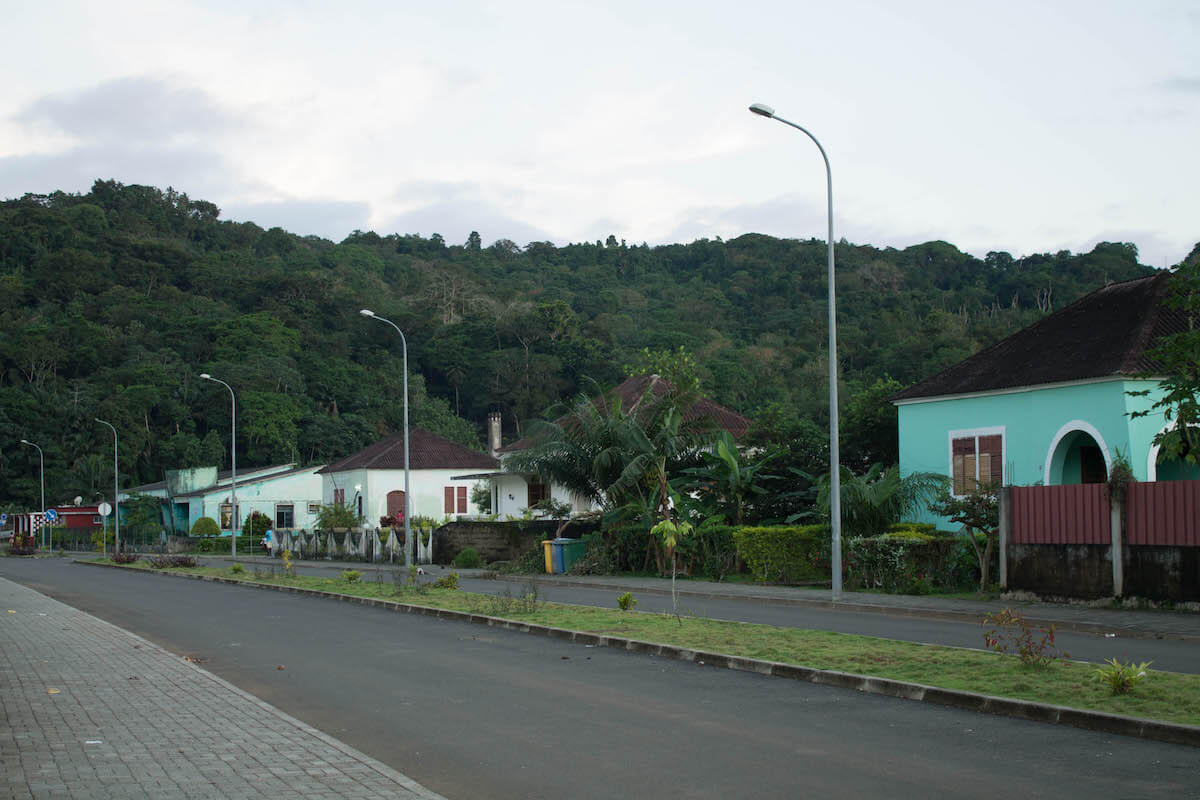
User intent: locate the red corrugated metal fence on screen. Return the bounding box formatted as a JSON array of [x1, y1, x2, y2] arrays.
[[1010, 484, 1111, 545], [1126, 481, 1200, 546]]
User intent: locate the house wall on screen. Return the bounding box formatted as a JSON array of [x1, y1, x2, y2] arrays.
[[322, 468, 490, 524], [898, 378, 1171, 526], [192, 470, 323, 533]]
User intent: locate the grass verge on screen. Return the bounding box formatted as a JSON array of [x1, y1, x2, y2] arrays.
[[100, 559, 1200, 727]]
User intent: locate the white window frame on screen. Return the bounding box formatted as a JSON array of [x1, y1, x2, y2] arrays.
[[947, 426, 1006, 496], [275, 503, 295, 530]]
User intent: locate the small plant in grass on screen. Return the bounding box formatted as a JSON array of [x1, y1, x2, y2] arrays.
[[454, 547, 482, 569], [113, 552, 141, 564], [281, 549, 295, 578], [1096, 658, 1153, 695], [982, 608, 1068, 666], [230, 562, 245, 575], [252, 566, 267, 580], [432, 571, 459, 590], [651, 517, 694, 623], [341, 569, 362, 583], [617, 592, 638, 612]]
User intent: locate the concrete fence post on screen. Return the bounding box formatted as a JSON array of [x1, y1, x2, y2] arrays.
[[998, 486, 1010, 590], [1111, 496, 1124, 598]]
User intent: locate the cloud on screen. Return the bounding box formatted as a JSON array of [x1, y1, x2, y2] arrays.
[[379, 181, 553, 247], [1159, 76, 1200, 93], [16, 77, 238, 146], [221, 199, 371, 241]]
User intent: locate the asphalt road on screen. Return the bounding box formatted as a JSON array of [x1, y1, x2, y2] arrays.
[[203, 557, 1200, 674], [3, 558, 1197, 799]]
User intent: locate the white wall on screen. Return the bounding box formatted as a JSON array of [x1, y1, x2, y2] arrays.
[[195, 469, 324, 532], [322, 468, 490, 524]]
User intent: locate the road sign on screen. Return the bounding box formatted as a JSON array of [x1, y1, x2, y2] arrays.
[[0, 513, 6, 524], [43, 508, 58, 522], [98, 502, 112, 516]]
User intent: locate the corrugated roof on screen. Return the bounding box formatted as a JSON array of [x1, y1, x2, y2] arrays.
[[892, 272, 1185, 402], [499, 374, 753, 453], [317, 428, 499, 474]]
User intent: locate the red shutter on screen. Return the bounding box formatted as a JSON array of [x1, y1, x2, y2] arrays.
[[979, 435, 1003, 486], [443, 487, 454, 514], [457, 486, 467, 513]]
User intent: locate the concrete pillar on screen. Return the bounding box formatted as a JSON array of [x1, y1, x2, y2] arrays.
[[998, 486, 1010, 590], [1111, 497, 1124, 598]]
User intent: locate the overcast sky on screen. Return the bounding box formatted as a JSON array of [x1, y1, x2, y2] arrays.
[[2, 0, 1196, 266]]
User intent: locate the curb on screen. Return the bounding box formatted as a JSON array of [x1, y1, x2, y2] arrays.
[[491, 575, 1200, 643], [79, 560, 1200, 749]]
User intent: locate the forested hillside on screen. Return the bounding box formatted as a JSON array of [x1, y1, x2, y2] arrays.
[[0, 180, 1158, 508]]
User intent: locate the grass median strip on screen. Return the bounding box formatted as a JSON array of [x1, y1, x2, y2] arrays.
[[108, 560, 1200, 728]]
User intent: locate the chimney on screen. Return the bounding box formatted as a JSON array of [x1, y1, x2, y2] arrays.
[[488, 412, 502, 458]]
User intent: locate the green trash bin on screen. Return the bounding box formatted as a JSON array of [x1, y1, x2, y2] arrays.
[[558, 537, 587, 573]]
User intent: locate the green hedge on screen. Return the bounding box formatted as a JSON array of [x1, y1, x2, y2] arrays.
[[845, 531, 989, 593], [191, 536, 258, 554], [732, 525, 830, 584]]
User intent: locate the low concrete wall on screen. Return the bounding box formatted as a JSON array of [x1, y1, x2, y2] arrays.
[[433, 520, 599, 565], [1007, 544, 1114, 599], [1006, 543, 1199, 601], [1124, 546, 1200, 602]]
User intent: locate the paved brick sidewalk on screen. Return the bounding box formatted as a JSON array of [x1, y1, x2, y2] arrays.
[[0, 577, 446, 800]]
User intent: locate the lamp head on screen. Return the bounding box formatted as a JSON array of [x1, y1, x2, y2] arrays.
[[749, 103, 776, 118], [20, 439, 30, 445], [200, 373, 212, 380], [359, 309, 375, 317], [354, 484, 362, 493]]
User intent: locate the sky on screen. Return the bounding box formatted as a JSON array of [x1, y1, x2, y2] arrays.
[[2, 0, 1196, 267]]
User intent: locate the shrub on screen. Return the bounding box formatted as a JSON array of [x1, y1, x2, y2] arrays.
[[190, 516, 220, 537], [453, 547, 483, 569], [113, 552, 141, 564], [1096, 658, 1152, 695], [617, 592, 637, 612], [341, 569, 362, 583], [733, 525, 830, 583], [981, 608, 1068, 666], [230, 562, 245, 574], [241, 511, 271, 539], [432, 571, 460, 590], [567, 533, 615, 575], [316, 503, 360, 530], [149, 555, 197, 568], [90, 529, 115, 552]]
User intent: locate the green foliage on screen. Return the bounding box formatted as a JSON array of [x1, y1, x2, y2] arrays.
[[470, 481, 491, 514], [90, 528, 116, 552], [316, 503, 360, 530], [840, 377, 904, 472], [453, 547, 483, 568], [845, 532, 978, 593], [981, 608, 1068, 667], [241, 510, 271, 538], [1096, 658, 1153, 695], [230, 562, 245, 574], [818, 465, 948, 539], [1107, 448, 1136, 504], [0, 180, 1158, 515], [341, 569, 362, 583], [624, 346, 700, 394], [733, 525, 830, 584], [432, 571, 460, 589], [928, 482, 1000, 591], [1130, 256, 1200, 466], [190, 516, 220, 537], [680, 430, 776, 526], [617, 592, 637, 612]]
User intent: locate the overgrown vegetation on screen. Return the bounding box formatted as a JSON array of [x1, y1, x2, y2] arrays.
[[981, 608, 1068, 667], [453, 547, 482, 569]]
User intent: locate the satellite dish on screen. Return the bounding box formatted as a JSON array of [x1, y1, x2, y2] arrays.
[[74, 496, 82, 506]]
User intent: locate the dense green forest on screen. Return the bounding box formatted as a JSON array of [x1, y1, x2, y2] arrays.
[[0, 180, 1160, 510]]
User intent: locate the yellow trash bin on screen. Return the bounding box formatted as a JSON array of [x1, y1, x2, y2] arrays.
[[542, 539, 555, 574]]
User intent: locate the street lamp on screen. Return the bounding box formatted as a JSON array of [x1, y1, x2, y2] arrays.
[[359, 309, 411, 567], [95, 419, 120, 556], [749, 102, 843, 600], [200, 373, 238, 560], [19, 439, 45, 549]]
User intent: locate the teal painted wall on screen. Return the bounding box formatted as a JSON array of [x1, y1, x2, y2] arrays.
[[897, 378, 1172, 525]]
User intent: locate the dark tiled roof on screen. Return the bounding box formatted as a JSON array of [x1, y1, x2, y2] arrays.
[[499, 375, 753, 453], [317, 428, 498, 474], [893, 272, 1186, 401]]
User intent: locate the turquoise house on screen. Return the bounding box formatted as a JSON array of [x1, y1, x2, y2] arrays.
[[894, 273, 1197, 523]]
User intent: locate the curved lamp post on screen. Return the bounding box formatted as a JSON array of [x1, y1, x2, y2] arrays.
[[20, 439, 45, 549], [95, 419, 120, 556], [749, 102, 843, 600], [200, 373, 238, 559], [359, 309, 411, 567]]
